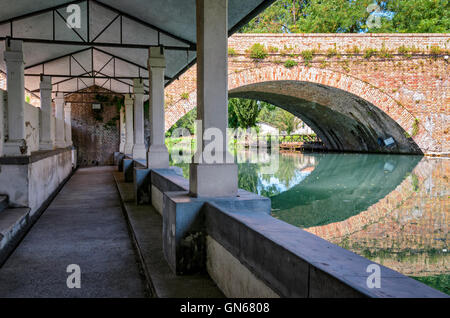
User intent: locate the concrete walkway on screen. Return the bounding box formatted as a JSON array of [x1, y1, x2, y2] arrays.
[[0, 166, 147, 298]]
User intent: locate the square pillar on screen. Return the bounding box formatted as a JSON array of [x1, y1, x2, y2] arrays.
[[147, 46, 169, 169], [132, 79, 146, 160], [39, 75, 55, 150], [123, 94, 134, 156], [54, 92, 66, 148], [189, 0, 237, 197], [119, 103, 125, 153], [64, 102, 72, 147], [0, 90, 4, 157], [3, 39, 28, 156]]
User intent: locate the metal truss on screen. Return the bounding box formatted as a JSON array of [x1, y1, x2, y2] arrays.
[[0, 0, 196, 51]]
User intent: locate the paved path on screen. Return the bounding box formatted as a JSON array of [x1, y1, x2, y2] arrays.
[[0, 166, 147, 297]]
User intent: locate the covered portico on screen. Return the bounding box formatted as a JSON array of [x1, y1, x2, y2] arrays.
[[0, 0, 283, 298], [0, 0, 445, 299]]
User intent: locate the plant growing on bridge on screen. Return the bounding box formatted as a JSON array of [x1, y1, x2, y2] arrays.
[[411, 118, 420, 137], [364, 48, 378, 59], [284, 59, 298, 68], [180, 92, 189, 100], [326, 44, 339, 58], [378, 44, 392, 58], [248, 43, 268, 60], [268, 46, 279, 53], [301, 50, 314, 66], [430, 46, 443, 56], [346, 45, 360, 55], [228, 47, 237, 56]]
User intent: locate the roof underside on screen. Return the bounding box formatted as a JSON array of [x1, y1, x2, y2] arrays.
[[0, 0, 273, 98]]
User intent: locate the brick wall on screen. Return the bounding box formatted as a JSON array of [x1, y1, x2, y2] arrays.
[[65, 86, 122, 166], [165, 33, 450, 155]]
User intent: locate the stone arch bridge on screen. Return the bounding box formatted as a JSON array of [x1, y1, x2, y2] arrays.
[[165, 34, 449, 155]]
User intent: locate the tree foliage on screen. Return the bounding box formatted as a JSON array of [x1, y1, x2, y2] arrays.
[[166, 107, 197, 136], [229, 98, 261, 129], [274, 109, 302, 135], [241, 0, 449, 33]]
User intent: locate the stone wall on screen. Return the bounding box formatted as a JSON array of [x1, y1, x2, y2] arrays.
[[65, 86, 122, 166]]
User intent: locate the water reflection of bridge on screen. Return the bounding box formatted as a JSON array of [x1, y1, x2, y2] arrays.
[[270, 154, 448, 277]]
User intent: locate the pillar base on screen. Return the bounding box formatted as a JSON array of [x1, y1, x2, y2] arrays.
[[124, 143, 133, 156], [39, 141, 55, 151], [147, 145, 169, 169], [132, 143, 147, 160], [55, 141, 66, 149], [3, 140, 29, 156], [189, 163, 238, 197]]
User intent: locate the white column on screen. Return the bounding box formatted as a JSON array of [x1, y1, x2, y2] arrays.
[[39, 75, 55, 150], [189, 0, 237, 197], [64, 102, 72, 147], [54, 92, 66, 148], [119, 103, 125, 153], [3, 39, 28, 156], [0, 90, 4, 157], [123, 94, 134, 155], [147, 46, 169, 169], [132, 79, 146, 160]]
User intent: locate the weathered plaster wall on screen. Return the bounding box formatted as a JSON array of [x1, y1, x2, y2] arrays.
[[165, 33, 449, 155], [0, 164, 28, 207], [0, 149, 72, 215], [28, 150, 72, 215]]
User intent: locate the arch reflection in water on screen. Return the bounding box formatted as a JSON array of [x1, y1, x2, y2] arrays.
[[170, 149, 449, 294]]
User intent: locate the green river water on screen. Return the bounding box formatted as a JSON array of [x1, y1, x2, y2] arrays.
[[169, 148, 449, 294]]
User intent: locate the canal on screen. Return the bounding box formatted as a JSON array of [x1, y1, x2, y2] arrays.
[[169, 147, 449, 294]]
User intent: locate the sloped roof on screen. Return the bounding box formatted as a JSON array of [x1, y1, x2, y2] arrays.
[[0, 0, 274, 98]]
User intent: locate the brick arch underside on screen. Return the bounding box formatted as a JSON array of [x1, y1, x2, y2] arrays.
[[169, 66, 433, 154]]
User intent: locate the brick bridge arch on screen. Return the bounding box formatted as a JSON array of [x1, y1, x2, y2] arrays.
[[167, 65, 435, 154], [165, 34, 449, 155]]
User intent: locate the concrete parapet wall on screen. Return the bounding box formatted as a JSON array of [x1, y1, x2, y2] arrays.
[[0, 148, 72, 215], [204, 200, 447, 298]]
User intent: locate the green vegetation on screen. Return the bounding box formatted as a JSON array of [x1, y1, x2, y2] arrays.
[[410, 275, 450, 295], [228, 47, 237, 56], [378, 45, 392, 58], [248, 43, 268, 60], [166, 107, 197, 137], [268, 45, 279, 53], [412, 118, 420, 137], [346, 45, 360, 54], [301, 49, 314, 66], [229, 98, 261, 129], [240, 0, 450, 33], [180, 92, 189, 100], [326, 44, 338, 57], [284, 59, 298, 68], [364, 48, 378, 59], [430, 45, 443, 56]]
